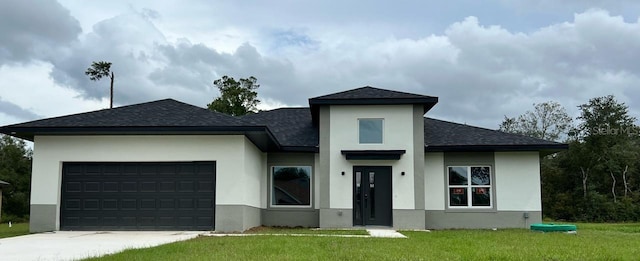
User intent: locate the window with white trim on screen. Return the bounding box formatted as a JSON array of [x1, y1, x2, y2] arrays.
[[447, 166, 492, 208], [359, 118, 383, 144], [271, 166, 311, 206]]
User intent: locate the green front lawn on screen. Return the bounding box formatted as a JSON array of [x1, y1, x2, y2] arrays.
[[243, 226, 369, 235], [87, 223, 640, 260], [0, 222, 29, 239]]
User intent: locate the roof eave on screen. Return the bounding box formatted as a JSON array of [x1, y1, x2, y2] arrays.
[[309, 97, 438, 106], [309, 97, 439, 125], [0, 126, 283, 151], [277, 146, 319, 153], [425, 144, 569, 153]]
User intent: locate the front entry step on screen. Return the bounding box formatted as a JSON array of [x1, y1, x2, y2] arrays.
[[366, 229, 406, 238]]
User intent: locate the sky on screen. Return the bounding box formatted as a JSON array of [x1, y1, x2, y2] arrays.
[[2, 0, 640, 131]]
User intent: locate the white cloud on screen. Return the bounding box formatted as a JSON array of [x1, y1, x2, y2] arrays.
[[0, 0, 80, 64], [2, 1, 640, 131], [0, 62, 106, 125]]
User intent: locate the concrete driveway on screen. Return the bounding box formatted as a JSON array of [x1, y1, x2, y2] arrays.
[[0, 231, 203, 261]]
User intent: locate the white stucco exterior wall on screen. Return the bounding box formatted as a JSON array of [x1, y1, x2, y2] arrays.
[[424, 152, 445, 211], [494, 151, 542, 211], [31, 135, 265, 226], [243, 138, 267, 208], [328, 105, 415, 209]]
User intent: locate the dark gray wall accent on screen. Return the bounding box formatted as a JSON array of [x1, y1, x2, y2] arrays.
[[268, 153, 316, 166], [216, 205, 261, 232], [443, 152, 496, 211], [319, 106, 330, 209], [262, 209, 319, 227], [267, 153, 317, 209], [425, 210, 541, 229], [413, 104, 425, 210], [393, 209, 425, 229], [319, 208, 352, 228], [30, 204, 57, 232]]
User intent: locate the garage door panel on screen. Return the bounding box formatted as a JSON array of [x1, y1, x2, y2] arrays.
[[66, 182, 82, 192], [84, 182, 101, 192], [198, 181, 214, 192], [159, 181, 176, 192], [140, 181, 156, 192], [61, 162, 215, 231], [102, 199, 118, 210], [103, 182, 119, 192]]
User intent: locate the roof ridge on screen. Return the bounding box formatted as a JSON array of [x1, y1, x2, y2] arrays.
[[165, 99, 245, 121], [259, 107, 310, 111], [309, 86, 371, 99], [3, 98, 248, 128], [362, 86, 432, 97]]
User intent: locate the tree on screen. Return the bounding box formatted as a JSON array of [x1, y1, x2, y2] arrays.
[[207, 76, 260, 116], [85, 61, 115, 108], [550, 95, 640, 221], [499, 101, 573, 141], [574, 95, 638, 203], [0, 135, 32, 222], [508, 95, 640, 222]]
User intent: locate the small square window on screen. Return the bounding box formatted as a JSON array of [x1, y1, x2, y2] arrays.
[[359, 119, 383, 144]]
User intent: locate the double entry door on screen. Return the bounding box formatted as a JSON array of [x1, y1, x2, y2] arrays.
[[353, 166, 392, 226]]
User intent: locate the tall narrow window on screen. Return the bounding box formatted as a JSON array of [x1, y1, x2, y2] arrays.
[[447, 166, 492, 208], [271, 166, 312, 206], [359, 119, 383, 144]]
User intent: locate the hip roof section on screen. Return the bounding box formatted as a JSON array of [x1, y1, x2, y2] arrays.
[[0, 87, 566, 153]]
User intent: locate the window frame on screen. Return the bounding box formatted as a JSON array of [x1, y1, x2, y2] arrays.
[[270, 165, 313, 208], [358, 118, 384, 144], [446, 165, 493, 209]]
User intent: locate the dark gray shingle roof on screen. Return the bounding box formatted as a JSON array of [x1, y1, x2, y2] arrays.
[[310, 86, 437, 100], [7, 99, 245, 128], [424, 118, 567, 151], [1, 88, 566, 152], [242, 108, 318, 149], [308, 86, 439, 124]]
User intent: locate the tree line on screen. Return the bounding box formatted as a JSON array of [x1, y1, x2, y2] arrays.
[[500, 95, 640, 222], [0, 135, 32, 222]]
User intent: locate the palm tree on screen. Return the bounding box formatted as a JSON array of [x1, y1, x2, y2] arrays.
[[85, 61, 115, 108]]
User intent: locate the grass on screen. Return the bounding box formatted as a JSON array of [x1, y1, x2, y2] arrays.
[[243, 226, 369, 235], [0, 222, 29, 239], [85, 223, 640, 260]]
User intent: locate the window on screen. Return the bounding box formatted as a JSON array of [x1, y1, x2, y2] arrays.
[[359, 119, 383, 144], [448, 166, 492, 208], [271, 166, 311, 206]]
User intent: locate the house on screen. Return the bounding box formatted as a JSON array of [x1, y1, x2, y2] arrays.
[[0, 180, 8, 221], [0, 87, 567, 232]]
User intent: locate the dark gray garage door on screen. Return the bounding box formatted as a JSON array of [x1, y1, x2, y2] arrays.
[[61, 162, 215, 231]]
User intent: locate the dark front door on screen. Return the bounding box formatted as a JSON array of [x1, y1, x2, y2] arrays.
[[353, 166, 392, 226], [61, 161, 215, 231]]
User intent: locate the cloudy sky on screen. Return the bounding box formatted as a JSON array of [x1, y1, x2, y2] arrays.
[[2, 0, 640, 131]]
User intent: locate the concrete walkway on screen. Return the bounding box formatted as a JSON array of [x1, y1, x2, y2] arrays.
[[0, 231, 201, 261], [366, 228, 407, 238], [204, 229, 407, 238]]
